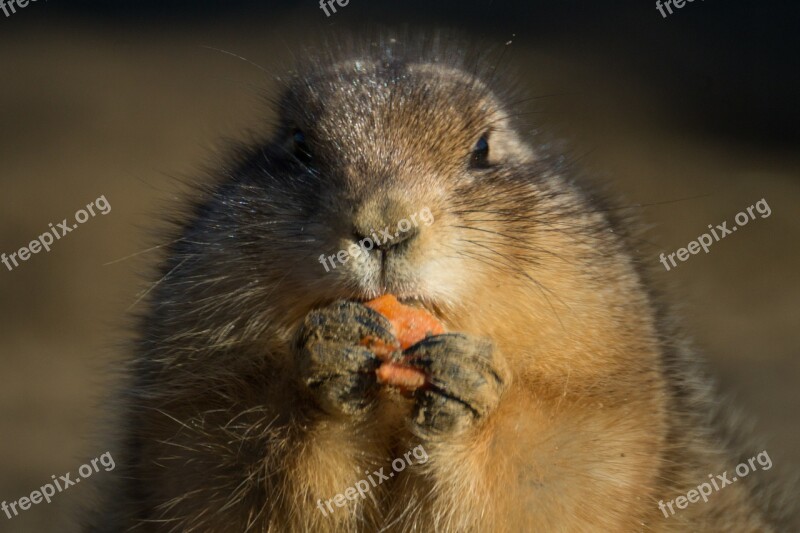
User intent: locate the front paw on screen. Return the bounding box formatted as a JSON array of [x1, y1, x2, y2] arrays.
[[404, 334, 509, 438], [297, 300, 397, 416]]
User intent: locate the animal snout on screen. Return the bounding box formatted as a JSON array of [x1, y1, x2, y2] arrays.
[[352, 196, 421, 251]]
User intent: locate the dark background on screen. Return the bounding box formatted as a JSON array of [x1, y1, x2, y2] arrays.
[[48, 0, 800, 147], [0, 1, 798, 531]]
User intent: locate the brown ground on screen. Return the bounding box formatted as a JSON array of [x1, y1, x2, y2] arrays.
[[0, 16, 797, 533]]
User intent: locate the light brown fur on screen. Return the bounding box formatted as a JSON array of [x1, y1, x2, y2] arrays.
[[89, 36, 791, 532]]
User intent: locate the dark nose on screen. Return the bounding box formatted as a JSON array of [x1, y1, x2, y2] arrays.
[[352, 197, 420, 251]]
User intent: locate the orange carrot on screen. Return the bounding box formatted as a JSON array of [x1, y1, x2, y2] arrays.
[[364, 295, 445, 350], [362, 295, 445, 393], [376, 362, 427, 392]]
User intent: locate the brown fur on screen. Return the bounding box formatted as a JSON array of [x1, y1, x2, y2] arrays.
[[88, 35, 791, 532]]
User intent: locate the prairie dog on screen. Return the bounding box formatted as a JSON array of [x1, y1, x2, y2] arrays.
[[90, 38, 791, 532]]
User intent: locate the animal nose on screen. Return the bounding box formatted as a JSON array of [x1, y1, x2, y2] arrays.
[[352, 223, 419, 251], [352, 197, 420, 251]]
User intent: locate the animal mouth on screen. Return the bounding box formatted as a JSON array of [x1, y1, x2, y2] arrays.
[[350, 258, 442, 317]]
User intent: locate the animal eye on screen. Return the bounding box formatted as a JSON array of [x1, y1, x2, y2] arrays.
[[292, 129, 312, 163], [470, 135, 490, 168]]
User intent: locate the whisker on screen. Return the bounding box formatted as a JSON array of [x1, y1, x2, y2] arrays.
[[200, 46, 272, 78], [127, 256, 193, 311]]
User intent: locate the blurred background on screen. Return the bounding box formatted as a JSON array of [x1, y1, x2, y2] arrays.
[[0, 1, 797, 531]]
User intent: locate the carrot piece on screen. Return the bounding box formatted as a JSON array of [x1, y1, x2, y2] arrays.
[[376, 362, 427, 392], [358, 337, 399, 360], [364, 295, 445, 349], [362, 295, 445, 392]]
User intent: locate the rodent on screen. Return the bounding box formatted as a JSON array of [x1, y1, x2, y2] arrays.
[[87, 36, 792, 532]]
